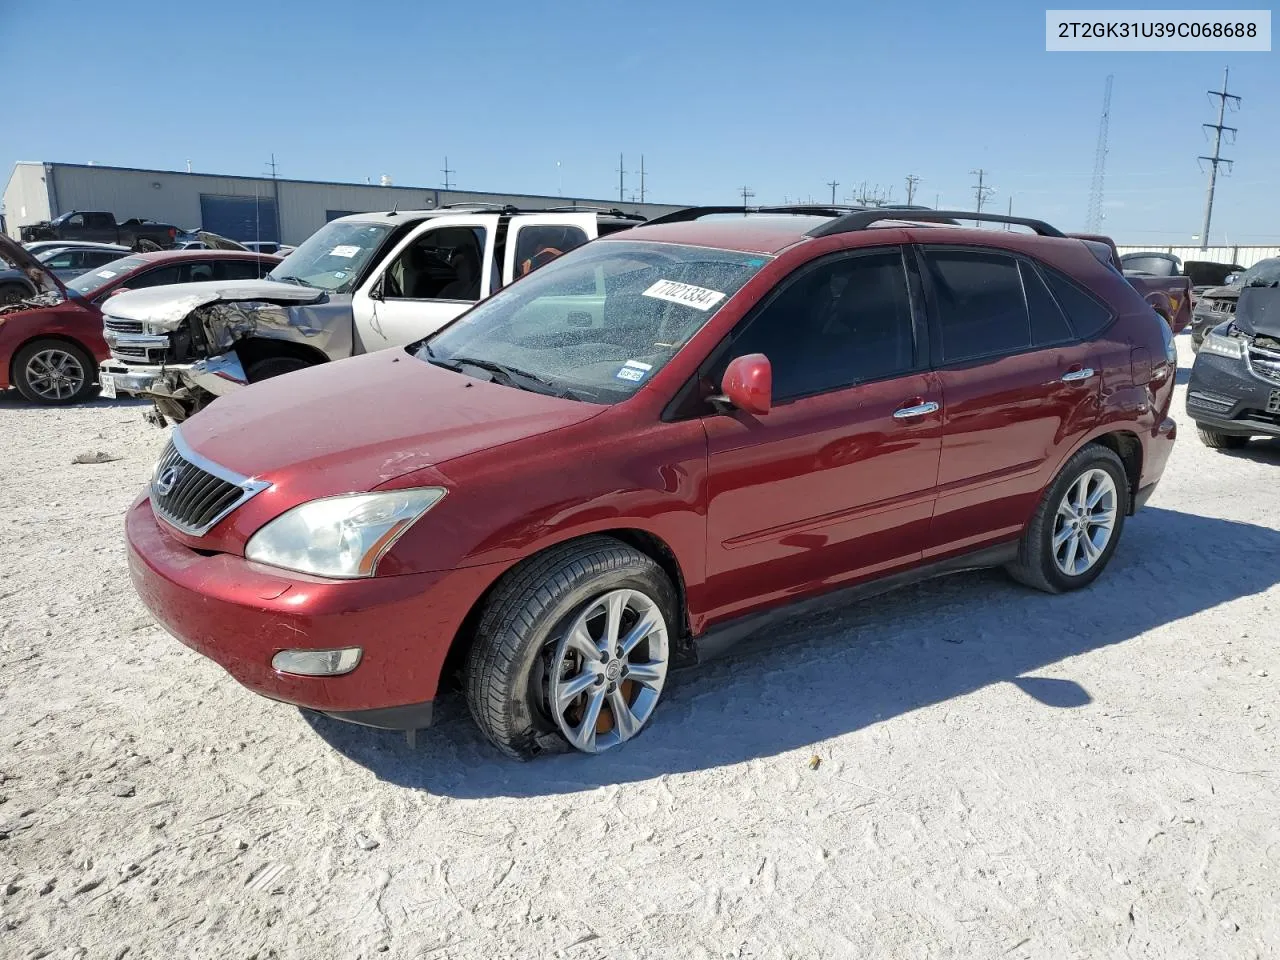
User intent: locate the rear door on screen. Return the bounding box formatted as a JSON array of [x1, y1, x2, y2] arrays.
[[701, 247, 943, 623], [352, 215, 499, 350], [919, 246, 1102, 559]]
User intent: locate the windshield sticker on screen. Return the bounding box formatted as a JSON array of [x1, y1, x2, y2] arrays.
[[616, 359, 652, 382], [642, 279, 726, 311], [329, 244, 361, 258], [333, 271, 347, 279], [96, 270, 117, 279]]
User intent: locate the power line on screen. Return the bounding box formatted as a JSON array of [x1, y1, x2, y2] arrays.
[[739, 185, 755, 206], [1086, 74, 1113, 233], [904, 174, 920, 206], [639, 155, 646, 203], [618, 154, 627, 203], [441, 156, 455, 191], [1198, 66, 1240, 250], [827, 179, 839, 205], [970, 169, 995, 224]]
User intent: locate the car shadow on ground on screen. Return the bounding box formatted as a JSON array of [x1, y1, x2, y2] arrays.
[[1216, 437, 1280, 465], [304, 506, 1280, 797], [0, 389, 151, 410]]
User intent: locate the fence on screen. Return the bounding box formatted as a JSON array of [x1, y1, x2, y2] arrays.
[[1115, 245, 1280, 269]]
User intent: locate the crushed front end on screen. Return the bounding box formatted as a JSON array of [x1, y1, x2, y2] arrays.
[[1186, 286, 1280, 441]]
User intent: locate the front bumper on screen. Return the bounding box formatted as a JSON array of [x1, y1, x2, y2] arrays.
[[1185, 351, 1280, 438], [99, 359, 193, 394], [125, 497, 504, 727]]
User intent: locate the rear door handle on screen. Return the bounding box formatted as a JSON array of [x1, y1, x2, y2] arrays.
[[1060, 367, 1094, 382], [893, 400, 940, 419]]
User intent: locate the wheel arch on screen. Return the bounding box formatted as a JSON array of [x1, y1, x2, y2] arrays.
[[438, 527, 693, 691], [8, 332, 97, 387], [233, 337, 329, 369], [1087, 430, 1143, 512]]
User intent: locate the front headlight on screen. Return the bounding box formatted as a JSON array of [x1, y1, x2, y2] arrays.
[[1200, 328, 1246, 360], [245, 488, 446, 578]]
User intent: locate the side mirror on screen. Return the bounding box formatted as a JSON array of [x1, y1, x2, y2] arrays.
[[368, 279, 383, 301], [714, 354, 772, 415]]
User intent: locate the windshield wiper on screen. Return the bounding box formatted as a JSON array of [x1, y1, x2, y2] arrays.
[[270, 274, 313, 287], [432, 352, 582, 401]]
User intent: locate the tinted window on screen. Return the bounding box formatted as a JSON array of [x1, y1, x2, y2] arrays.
[[129, 265, 183, 289], [1020, 261, 1074, 345], [66, 214, 85, 228], [216, 259, 268, 281], [186, 261, 216, 283], [515, 225, 589, 278], [718, 251, 915, 401], [924, 250, 1030, 362], [86, 213, 114, 229], [1121, 255, 1178, 276], [84, 250, 122, 267], [1044, 269, 1113, 339]]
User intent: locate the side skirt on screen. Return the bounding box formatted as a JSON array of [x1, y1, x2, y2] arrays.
[[692, 542, 1019, 664]]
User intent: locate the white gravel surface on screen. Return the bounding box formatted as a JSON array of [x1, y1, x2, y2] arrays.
[[1, 337, 1277, 960]]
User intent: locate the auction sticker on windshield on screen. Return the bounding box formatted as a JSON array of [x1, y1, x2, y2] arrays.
[[96, 270, 117, 279], [329, 245, 361, 258], [643, 279, 726, 311]]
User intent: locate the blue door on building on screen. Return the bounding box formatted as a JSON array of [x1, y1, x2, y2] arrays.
[[199, 194, 279, 243]]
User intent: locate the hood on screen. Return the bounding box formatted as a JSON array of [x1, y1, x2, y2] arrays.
[[104, 278, 326, 325], [0, 234, 68, 300], [195, 230, 249, 251], [1233, 286, 1280, 338], [1197, 283, 1240, 302], [178, 350, 605, 490]]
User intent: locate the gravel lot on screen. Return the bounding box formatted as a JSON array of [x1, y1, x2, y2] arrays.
[[1, 336, 1277, 960]]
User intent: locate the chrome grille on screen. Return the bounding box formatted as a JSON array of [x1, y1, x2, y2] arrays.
[[112, 344, 150, 360], [150, 432, 268, 536], [1248, 342, 1280, 387], [104, 318, 144, 334]]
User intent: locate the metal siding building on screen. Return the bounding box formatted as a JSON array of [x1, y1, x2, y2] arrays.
[[3, 162, 685, 244], [1116, 245, 1280, 269]]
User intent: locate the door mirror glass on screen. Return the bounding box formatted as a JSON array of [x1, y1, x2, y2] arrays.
[[719, 354, 772, 415]]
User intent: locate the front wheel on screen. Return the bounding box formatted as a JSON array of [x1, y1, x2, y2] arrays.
[[465, 536, 676, 759], [13, 338, 98, 404], [1006, 444, 1129, 594], [1197, 427, 1249, 450]]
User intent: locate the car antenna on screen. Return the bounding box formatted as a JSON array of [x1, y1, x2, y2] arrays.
[[387, 202, 399, 218]]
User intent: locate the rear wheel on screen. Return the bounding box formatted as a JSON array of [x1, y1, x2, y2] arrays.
[[245, 356, 313, 382], [1197, 427, 1249, 450], [13, 338, 97, 404], [464, 536, 676, 759], [1006, 444, 1129, 594]]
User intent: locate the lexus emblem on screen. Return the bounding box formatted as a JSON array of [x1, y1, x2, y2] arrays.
[[154, 465, 181, 496]]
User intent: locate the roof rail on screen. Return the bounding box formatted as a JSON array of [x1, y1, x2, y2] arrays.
[[642, 204, 873, 227], [539, 205, 647, 220], [807, 208, 1063, 238]]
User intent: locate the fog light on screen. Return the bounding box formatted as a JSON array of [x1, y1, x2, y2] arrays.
[[272, 647, 362, 677]]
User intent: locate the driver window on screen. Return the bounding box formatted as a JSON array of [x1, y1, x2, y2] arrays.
[[384, 226, 488, 302], [67, 214, 86, 228], [514, 225, 589, 278]]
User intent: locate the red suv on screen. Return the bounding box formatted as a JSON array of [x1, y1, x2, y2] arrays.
[[125, 207, 1178, 758]]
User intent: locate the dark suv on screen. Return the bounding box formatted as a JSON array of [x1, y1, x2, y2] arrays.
[[125, 207, 1178, 759]]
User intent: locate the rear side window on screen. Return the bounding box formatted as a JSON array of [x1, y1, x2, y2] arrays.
[[1044, 269, 1114, 339], [923, 250, 1030, 362], [215, 259, 267, 281], [515, 225, 589, 278], [1020, 262, 1074, 345], [129, 265, 183, 289]]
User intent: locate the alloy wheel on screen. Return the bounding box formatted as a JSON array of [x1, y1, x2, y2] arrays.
[[25, 348, 86, 401], [547, 589, 669, 753], [1052, 468, 1118, 577]]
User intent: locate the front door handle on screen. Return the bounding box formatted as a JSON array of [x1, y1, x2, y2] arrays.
[[893, 400, 940, 419], [1060, 367, 1095, 383]]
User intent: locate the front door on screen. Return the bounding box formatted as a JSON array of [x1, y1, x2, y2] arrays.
[[918, 247, 1102, 557], [352, 215, 499, 350], [702, 247, 943, 624]]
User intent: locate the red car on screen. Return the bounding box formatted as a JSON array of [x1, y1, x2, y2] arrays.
[[125, 207, 1178, 758], [0, 238, 278, 404]]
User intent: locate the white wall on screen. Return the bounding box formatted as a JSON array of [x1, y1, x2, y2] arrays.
[[2, 163, 53, 238], [1116, 245, 1280, 269]]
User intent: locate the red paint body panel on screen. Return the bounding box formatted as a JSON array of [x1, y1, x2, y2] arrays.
[[126, 216, 1180, 723]]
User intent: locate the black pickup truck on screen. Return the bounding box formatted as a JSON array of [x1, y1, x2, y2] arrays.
[[20, 211, 178, 251]]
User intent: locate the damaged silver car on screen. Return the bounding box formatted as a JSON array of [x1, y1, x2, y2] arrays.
[[99, 207, 645, 423]]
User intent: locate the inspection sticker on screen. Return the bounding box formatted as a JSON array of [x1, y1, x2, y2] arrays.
[[642, 279, 726, 311], [615, 359, 653, 382], [96, 270, 117, 279], [329, 245, 360, 258]]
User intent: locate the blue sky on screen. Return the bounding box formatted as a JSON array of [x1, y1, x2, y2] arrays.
[[2, 0, 1276, 243]]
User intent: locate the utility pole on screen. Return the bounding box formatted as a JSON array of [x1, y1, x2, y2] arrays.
[[970, 169, 994, 224], [739, 185, 755, 206], [1006, 196, 1013, 230], [904, 174, 920, 206], [934, 192, 940, 209], [1086, 74, 1114, 233], [1199, 66, 1240, 251], [639, 155, 646, 203], [441, 156, 455, 191], [827, 180, 839, 205], [618, 154, 626, 203]]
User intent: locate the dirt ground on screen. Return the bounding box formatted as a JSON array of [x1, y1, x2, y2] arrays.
[[1, 335, 1277, 960]]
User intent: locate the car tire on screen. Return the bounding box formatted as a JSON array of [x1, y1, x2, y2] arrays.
[[12, 338, 98, 405], [1006, 443, 1129, 595], [0, 282, 31, 306], [134, 239, 162, 253], [464, 535, 677, 760], [244, 356, 313, 382], [1196, 426, 1249, 450]]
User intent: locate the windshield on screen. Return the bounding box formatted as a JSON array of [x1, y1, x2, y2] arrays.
[[268, 220, 392, 293], [420, 240, 769, 404], [68, 256, 146, 296], [1239, 258, 1280, 286], [1121, 255, 1178, 276]]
